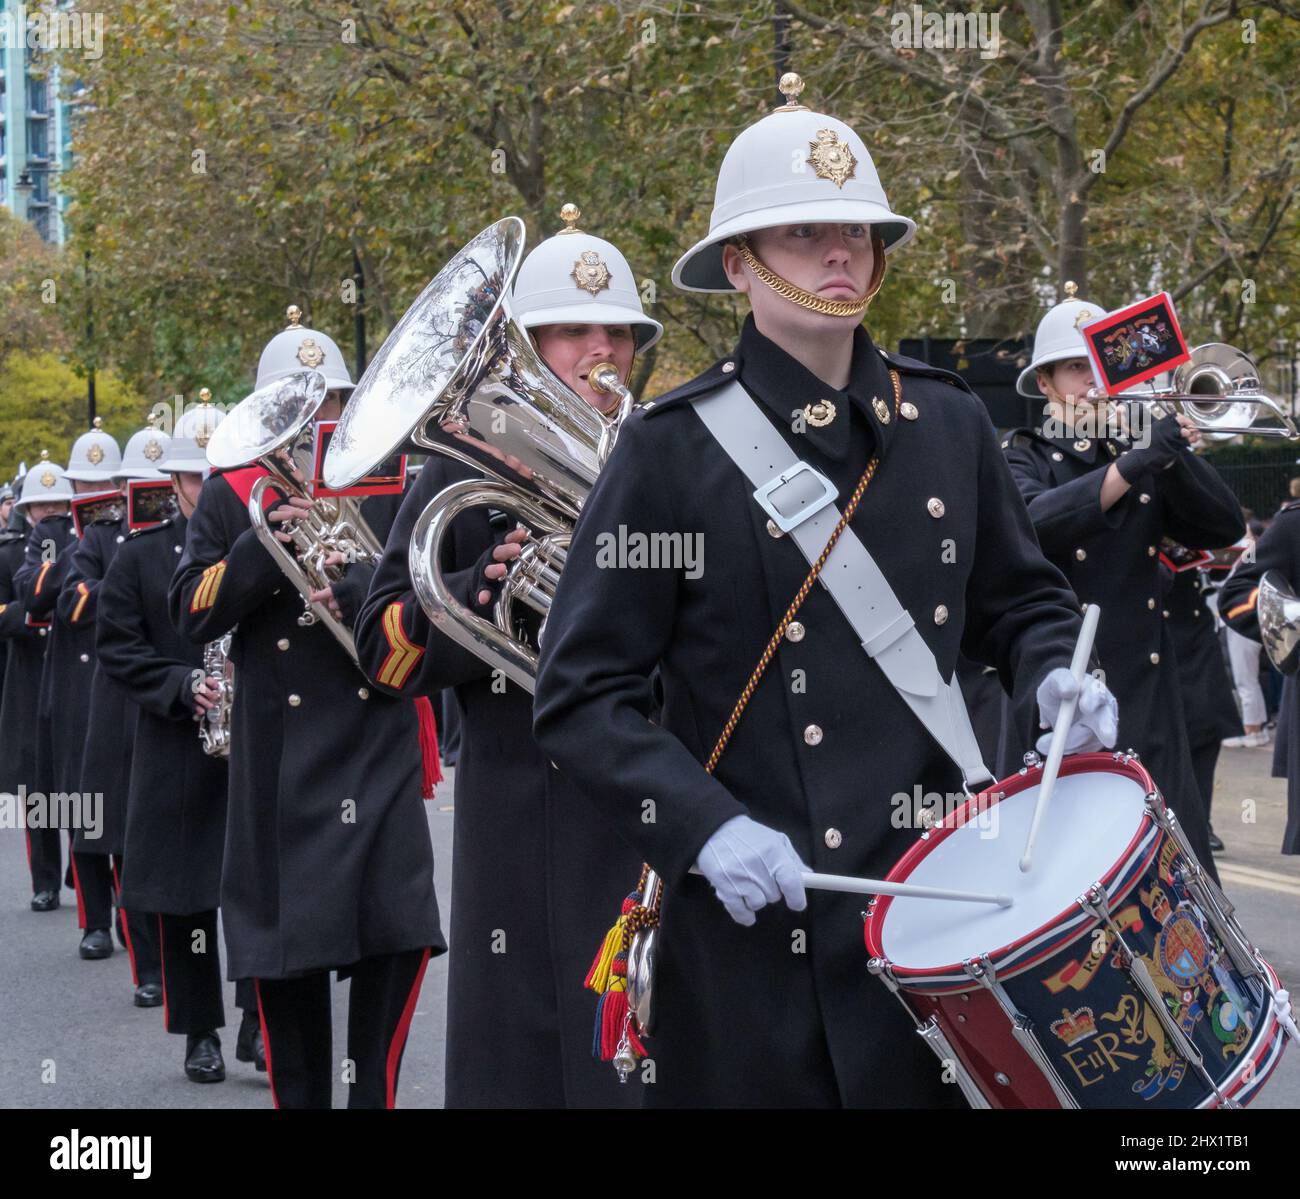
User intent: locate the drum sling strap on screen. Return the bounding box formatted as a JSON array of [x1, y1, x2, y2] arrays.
[[586, 370, 992, 1067], [691, 371, 993, 789]]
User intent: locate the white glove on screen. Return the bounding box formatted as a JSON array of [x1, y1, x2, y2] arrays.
[[1035, 667, 1119, 755], [694, 815, 808, 927]]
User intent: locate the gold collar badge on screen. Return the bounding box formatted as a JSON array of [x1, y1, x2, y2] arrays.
[[803, 399, 837, 428], [571, 250, 611, 296], [872, 396, 891, 424], [807, 129, 857, 189], [297, 338, 326, 368]]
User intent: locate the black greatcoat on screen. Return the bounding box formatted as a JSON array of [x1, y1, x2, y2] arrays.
[[58, 518, 137, 855], [98, 516, 229, 913], [354, 450, 642, 1109], [533, 319, 1084, 1108], [1218, 500, 1300, 854], [1001, 427, 1243, 876], [1165, 567, 1241, 749], [0, 531, 21, 694], [0, 532, 44, 794], [168, 467, 445, 979], [17, 514, 74, 800]]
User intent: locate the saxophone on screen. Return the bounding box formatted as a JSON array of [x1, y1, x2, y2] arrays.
[[197, 631, 235, 758]]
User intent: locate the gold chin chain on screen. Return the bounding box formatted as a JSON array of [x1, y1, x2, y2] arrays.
[[735, 236, 878, 318]]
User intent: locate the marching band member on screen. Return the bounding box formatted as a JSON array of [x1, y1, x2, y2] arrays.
[[4, 453, 74, 912], [169, 319, 444, 1108], [531, 76, 1109, 1107], [1218, 504, 1300, 855], [60, 421, 169, 997], [99, 404, 262, 1082], [1000, 288, 1244, 874], [354, 206, 654, 1108], [27, 422, 125, 959]]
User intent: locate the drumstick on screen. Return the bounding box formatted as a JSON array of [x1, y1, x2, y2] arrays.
[[1020, 603, 1101, 873], [689, 867, 1012, 907]]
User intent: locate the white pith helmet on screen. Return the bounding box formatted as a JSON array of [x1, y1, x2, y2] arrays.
[[1017, 282, 1109, 397], [63, 418, 123, 482], [672, 73, 916, 293], [512, 204, 663, 350], [120, 415, 173, 480], [256, 305, 354, 393], [15, 450, 73, 507], [164, 390, 226, 476]]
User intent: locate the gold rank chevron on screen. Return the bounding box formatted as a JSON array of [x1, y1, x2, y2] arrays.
[[70, 581, 90, 623], [190, 560, 227, 613], [378, 601, 423, 690], [33, 560, 53, 596]]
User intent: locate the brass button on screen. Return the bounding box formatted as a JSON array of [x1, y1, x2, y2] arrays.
[[1073, 438, 1091, 452], [900, 402, 918, 421], [1150, 653, 1160, 665], [721, 361, 735, 374], [79, 653, 90, 663], [1148, 545, 1157, 556], [766, 519, 785, 539], [1139, 493, 1151, 504], [786, 621, 805, 643], [1052, 451, 1064, 461], [927, 497, 945, 519], [1147, 598, 1156, 610], [358, 687, 370, 700], [804, 724, 823, 746], [174, 545, 182, 554], [1075, 548, 1086, 561], [934, 605, 948, 625], [1194, 609, 1200, 617], [116, 535, 125, 544], [824, 827, 842, 849], [277, 638, 290, 651], [288, 694, 302, 706], [1162, 609, 1170, 619]]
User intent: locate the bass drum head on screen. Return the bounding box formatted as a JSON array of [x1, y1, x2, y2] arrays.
[[874, 757, 1150, 975]]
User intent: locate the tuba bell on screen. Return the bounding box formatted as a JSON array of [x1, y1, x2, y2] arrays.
[[1257, 571, 1300, 675], [322, 217, 637, 692], [205, 370, 385, 666]]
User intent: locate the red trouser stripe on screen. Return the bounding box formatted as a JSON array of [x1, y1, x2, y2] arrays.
[[254, 979, 280, 1110], [69, 850, 87, 929], [111, 862, 140, 986], [385, 948, 432, 1109]]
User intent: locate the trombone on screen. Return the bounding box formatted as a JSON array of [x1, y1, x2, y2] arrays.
[[1085, 343, 1298, 441]]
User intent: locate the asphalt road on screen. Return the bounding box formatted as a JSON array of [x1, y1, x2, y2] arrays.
[[1, 748, 1297, 1109]]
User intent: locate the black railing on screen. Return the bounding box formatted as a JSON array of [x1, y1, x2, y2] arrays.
[[1203, 447, 1300, 520]]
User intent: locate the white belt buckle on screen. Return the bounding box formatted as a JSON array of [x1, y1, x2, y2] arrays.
[[753, 461, 838, 534]]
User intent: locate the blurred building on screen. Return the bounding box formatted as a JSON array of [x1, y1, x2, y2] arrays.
[[1, 0, 81, 244]]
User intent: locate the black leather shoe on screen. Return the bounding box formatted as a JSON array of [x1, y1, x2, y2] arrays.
[[184, 1033, 226, 1083], [235, 1011, 267, 1072], [30, 890, 59, 912], [1209, 828, 1225, 853], [79, 928, 114, 959], [134, 982, 163, 1008]]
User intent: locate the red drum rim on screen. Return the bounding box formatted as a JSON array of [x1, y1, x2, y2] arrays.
[[864, 752, 1161, 988]]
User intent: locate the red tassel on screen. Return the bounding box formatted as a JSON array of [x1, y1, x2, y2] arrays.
[[596, 988, 629, 1060], [414, 696, 442, 799]]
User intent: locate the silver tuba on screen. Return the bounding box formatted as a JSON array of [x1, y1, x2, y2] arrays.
[[1257, 571, 1300, 674], [197, 631, 235, 758], [322, 216, 637, 692], [206, 370, 385, 666]]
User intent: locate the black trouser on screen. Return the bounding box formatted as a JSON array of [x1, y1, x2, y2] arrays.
[[255, 948, 431, 1110], [1190, 738, 1222, 823], [70, 849, 116, 931], [25, 824, 62, 895], [109, 860, 161, 986], [156, 911, 257, 1036]]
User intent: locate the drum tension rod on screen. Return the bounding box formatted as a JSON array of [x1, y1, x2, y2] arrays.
[[1079, 883, 1240, 1110]]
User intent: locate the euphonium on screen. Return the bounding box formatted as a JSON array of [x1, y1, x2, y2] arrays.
[[205, 369, 384, 666], [198, 631, 235, 758], [1258, 571, 1300, 675], [322, 217, 637, 692]]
